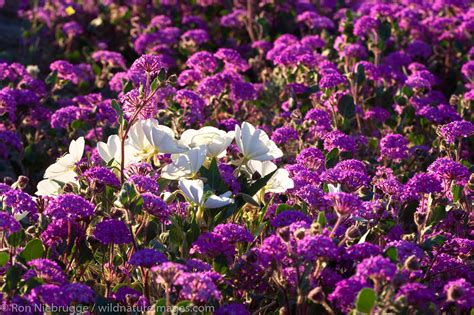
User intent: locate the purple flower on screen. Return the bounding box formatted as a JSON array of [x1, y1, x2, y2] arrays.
[[129, 174, 160, 195], [129, 248, 168, 268], [28, 259, 67, 284], [214, 48, 249, 72], [28, 284, 70, 307], [396, 283, 435, 308], [190, 232, 235, 262], [323, 131, 356, 153], [82, 166, 120, 190], [3, 189, 37, 217], [329, 192, 363, 217], [406, 172, 442, 196], [44, 194, 95, 221], [439, 120, 474, 144], [130, 54, 167, 76], [297, 235, 339, 260], [63, 283, 95, 304], [50, 106, 83, 129], [93, 219, 133, 245], [141, 193, 171, 223], [62, 21, 83, 37], [186, 51, 218, 73], [215, 303, 250, 315], [270, 210, 312, 228], [319, 72, 347, 89], [385, 240, 424, 262], [346, 242, 382, 261], [181, 29, 209, 45], [296, 147, 325, 172], [329, 277, 368, 312], [229, 80, 258, 101], [271, 126, 298, 144], [0, 212, 20, 234], [356, 255, 397, 282], [218, 163, 241, 193], [175, 272, 221, 304], [92, 50, 126, 69], [444, 278, 474, 310], [212, 223, 253, 243], [427, 158, 470, 186], [323, 159, 370, 191], [379, 133, 409, 161], [353, 16, 379, 37], [152, 262, 188, 284]]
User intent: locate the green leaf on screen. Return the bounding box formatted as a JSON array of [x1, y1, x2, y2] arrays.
[[422, 235, 446, 250], [0, 252, 9, 267], [245, 170, 277, 197], [276, 204, 295, 215], [317, 212, 327, 227], [155, 298, 166, 315], [358, 229, 371, 244], [19, 239, 45, 262], [7, 230, 25, 247], [385, 247, 398, 262], [122, 80, 134, 94], [239, 193, 260, 207], [378, 22, 392, 42], [4, 265, 22, 292], [157, 68, 167, 82], [45, 71, 58, 85], [451, 184, 462, 203], [150, 76, 161, 93], [325, 148, 339, 169], [355, 63, 366, 85], [338, 94, 356, 119], [356, 288, 377, 314], [111, 99, 124, 121], [200, 158, 226, 194]]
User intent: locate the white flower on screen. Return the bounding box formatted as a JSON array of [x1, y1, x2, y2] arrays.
[[178, 179, 233, 209], [235, 122, 283, 161], [97, 134, 121, 164], [36, 179, 61, 196], [97, 135, 139, 166], [43, 137, 84, 183], [180, 126, 234, 158], [127, 119, 155, 159], [328, 183, 342, 193], [161, 146, 207, 180], [265, 169, 294, 193], [37, 137, 85, 195], [143, 119, 188, 154], [246, 160, 294, 193]]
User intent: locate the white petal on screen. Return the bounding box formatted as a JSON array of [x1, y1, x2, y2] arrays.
[[204, 191, 234, 208], [69, 137, 85, 162], [36, 179, 61, 196], [178, 179, 204, 205]]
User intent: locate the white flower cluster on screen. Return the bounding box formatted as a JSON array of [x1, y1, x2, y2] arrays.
[[36, 121, 294, 209]]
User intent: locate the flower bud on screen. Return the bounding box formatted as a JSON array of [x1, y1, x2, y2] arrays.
[[277, 226, 290, 242], [447, 285, 465, 301], [16, 176, 29, 189], [404, 255, 420, 270], [345, 225, 361, 239], [63, 183, 75, 193], [307, 287, 325, 303], [294, 228, 306, 240], [414, 212, 425, 226], [3, 177, 13, 186]]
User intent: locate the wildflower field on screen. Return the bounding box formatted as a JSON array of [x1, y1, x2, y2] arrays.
[[0, 0, 473, 314]]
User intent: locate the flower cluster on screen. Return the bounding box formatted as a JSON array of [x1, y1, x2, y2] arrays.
[[0, 1, 472, 314]]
